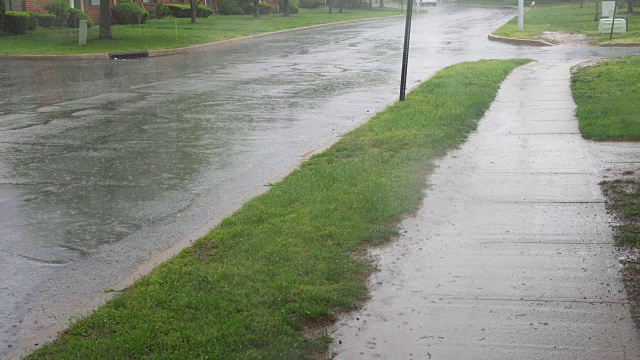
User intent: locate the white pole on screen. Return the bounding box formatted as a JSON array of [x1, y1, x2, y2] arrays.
[[518, 0, 523, 31]]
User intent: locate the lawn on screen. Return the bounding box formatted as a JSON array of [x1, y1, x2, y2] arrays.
[[0, 7, 400, 55], [26, 58, 530, 359], [493, 1, 640, 44], [571, 57, 640, 140]]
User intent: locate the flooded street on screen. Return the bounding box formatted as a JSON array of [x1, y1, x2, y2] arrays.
[[1, 5, 639, 356]]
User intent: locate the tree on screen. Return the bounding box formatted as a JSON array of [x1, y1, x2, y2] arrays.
[[369, 0, 372, 9], [254, 0, 259, 16], [283, 0, 290, 15], [328, 0, 332, 13], [628, 0, 633, 14], [379, 0, 384, 8], [594, 0, 599, 21], [99, 0, 112, 39], [190, 0, 197, 23], [338, 0, 343, 12]]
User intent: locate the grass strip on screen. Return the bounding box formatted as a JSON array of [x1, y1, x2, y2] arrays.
[[493, 2, 640, 44], [571, 57, 640, 140], [0, 7, 400, 55], [27, 58, 530, 359]]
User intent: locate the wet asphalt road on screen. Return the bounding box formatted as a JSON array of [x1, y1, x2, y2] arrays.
[[1, 5, 639, 356]]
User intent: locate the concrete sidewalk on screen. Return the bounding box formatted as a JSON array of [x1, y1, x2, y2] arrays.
[[332, 62, 640, 359]]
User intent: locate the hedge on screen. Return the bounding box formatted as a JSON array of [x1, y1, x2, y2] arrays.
[[217, 0, 244, 14], [112, 0, 149, 24], [68, 7, 93, 27], [37, 13, 56, 27], [27, 12, 38, 30], [164, 3, 213, 18], [0, 0, 5, 33], [300, 0, 322, 8], [4, 11, 32, 34], [44, 0, 70, 27]]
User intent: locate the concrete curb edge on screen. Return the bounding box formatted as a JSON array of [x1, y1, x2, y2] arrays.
[[487, 33, 554, 47], [597, 41, 640, 47]]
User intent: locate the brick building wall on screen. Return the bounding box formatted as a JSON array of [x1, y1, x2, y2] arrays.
[[24, 0, 48, 13]]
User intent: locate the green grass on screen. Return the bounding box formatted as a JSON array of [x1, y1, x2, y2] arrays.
[[494, 2, 640, 43], [571, 57, 640, 140], [0, 7, 400, 55], [26, 58, 530, 359]]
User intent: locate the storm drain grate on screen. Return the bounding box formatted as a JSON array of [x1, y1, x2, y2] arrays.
[[109, 51, 149, 60]]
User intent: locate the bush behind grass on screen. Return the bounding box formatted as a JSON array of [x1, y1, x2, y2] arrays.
[[4, 11, 32, 34], [27, 58, 530, 360], [571, 57, 640, 140], [67, 8, 93, 28], [112, 0, 149, 24]]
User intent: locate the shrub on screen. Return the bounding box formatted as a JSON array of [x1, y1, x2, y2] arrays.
[[0, 0, 5, 33], [279, 0, 299, 13], [241, 1, 272, 14], [67, 7, 93, 27], [197, 4, 214, 17], [216, 0, 244, 14], [300, 0, 321, 8], [44, 0, 70, 27], [152, 2, 171, 18], [4, 11, 32, 34], [27, 12, 38, 30], [37, 13, 56, 27], [164, 3, 190, 17], [112, 1, 149, 24], [164, 4, 213, 17], [165, 4, 213, 18]]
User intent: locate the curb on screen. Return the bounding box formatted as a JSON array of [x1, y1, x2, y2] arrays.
[[487, 33, 553, 47], [0, 53, 109, 60], [0, 14, 406, 61], [597, 41, 640, 47]]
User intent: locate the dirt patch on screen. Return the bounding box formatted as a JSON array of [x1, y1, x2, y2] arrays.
[[601, 166, 640, 329], [539, 31, 590, 46]]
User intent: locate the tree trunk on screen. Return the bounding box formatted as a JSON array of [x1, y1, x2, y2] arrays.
[[369, 0, 372, 8], [99, 0, 112, 40], [580, 0, 583, 8], [594, 0, 599, 20], [254, 0, 259, 17], [213, 0, 218, 12], [628, 0, 633, 14], [338, 0, 342, 12], [379, 0, 384, 7], [328, 0, 332, 13], [190, 0, 196, 23], [283, 0, 289, 16]]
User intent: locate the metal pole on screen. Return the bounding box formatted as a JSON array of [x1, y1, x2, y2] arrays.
[[518, 0, 523, 31], [609, 1, 617, 40], [399, 0, 414, 101]]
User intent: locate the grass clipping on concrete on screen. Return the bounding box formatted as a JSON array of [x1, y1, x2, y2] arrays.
[[571, 57, 640, 140], [601, 171, 640, 329], [28, 59, 530, 359]]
